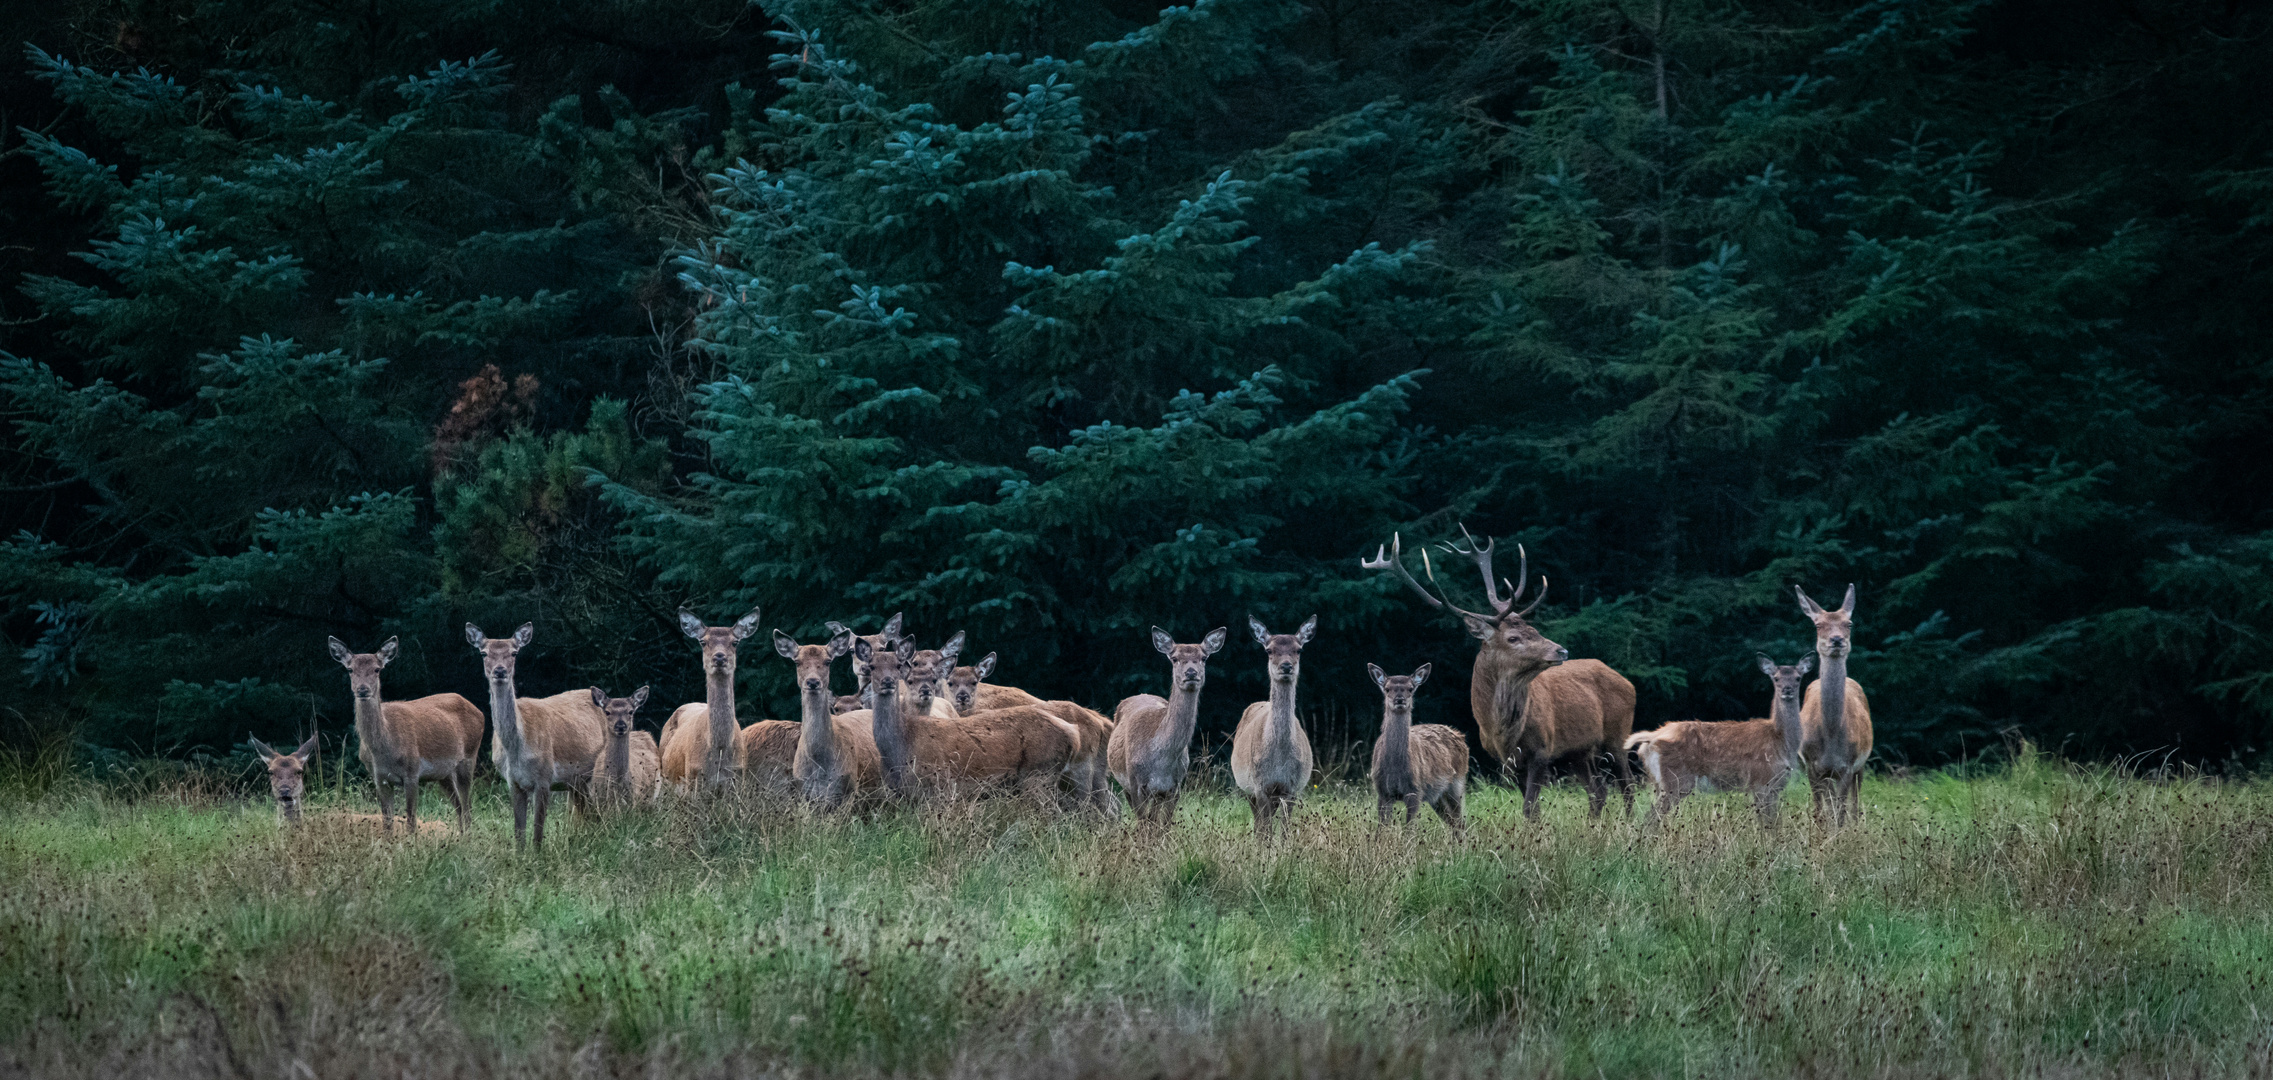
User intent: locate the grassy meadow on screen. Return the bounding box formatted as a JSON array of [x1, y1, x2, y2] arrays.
[[3, 753, 2272, 1079]]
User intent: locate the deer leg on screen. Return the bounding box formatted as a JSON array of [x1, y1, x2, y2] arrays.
[[1522, 755, 1547, 821], [451, 764, 473, 834], [1436, 785, 1467, 834], [1377, 798, 1394, 827], [569, 780, 594, 820], [511, 784, 530, 851], [532, 784, 552, 851], [1403, 793, 1421, 826], [403, 776, 420, 835], [375, 779, 396, 835], [1583, 752, 1608, 819], [1810, 772, 1832, 825], [1611, 744, 1637, 818], [1843, 769, 1864, 823], [1754, 788, 1780, 831], [1156, 789, 1179, 829], [1251, 795, 1270, 839]]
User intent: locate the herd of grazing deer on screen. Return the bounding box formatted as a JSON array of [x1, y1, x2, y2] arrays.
[[248, 526, 1875, 849]]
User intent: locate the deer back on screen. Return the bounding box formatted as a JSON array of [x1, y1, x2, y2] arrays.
[[376, 692, 485, 766], [908, 706, 1078, 786], [657, 702, 718, 782], [1628, 717, 1785, 792], [1406, 724, 1470, 800], [1516, 659, 1637, 759], [500, 689, 607, 784], [733, 719, 801, 792]]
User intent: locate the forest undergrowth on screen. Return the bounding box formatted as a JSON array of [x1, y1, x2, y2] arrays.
[[3, 753, 2272, 1079]]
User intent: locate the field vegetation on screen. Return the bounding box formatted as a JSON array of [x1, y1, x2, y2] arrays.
[[5, 752, 2271, 1078]]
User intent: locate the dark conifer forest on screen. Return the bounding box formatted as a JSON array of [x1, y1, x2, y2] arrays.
[[2, 0, 2268, 769]]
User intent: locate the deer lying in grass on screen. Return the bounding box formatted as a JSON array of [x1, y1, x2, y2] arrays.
[[1797, 585, 1874, 824], [1108, 626, 1228, 826], [467, 623, 605, 851], [1232, 615, 1318, 840], [1625, 654, 1809, 828], [251, 734, 320, 824], [907, 638, 1112, 811], [589, 686, 660, 809], [328, 636, 485, 835], [945, 652, 1048, 714], [1368, 663, 1467, 832], [774, 628, 883, 807], [831, 694, 864, 716], [851, 636, 1080, 801], [658, 607, 763, 790], [1363, 528, 1636, 821]]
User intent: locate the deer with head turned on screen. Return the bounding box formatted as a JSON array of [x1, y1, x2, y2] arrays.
[[467, 622, 606, 850], [1231, 615, 1318, 840], [850, 635, 1080, 801], [328, 636, 485, 835], [589, 687, 661, 809], [251, 734, 320, 824], [1368, 663, 1467, 832], [1107, 626, 1228, 826], [1363, 527, 1636, 821], [1625, 654, 1810, 828], [657, 606, 764, 790], [773, 627, 884, 807], [1796, 584, 1874, 824]]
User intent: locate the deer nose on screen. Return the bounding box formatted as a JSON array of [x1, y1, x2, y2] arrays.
[[1554, 647, 1570, 662], [805, 678, 822, 690]]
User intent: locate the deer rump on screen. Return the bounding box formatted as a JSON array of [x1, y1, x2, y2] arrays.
[[1625, 718, 1788, 793], [861, 704, 1081, 793], [1486, 659, 1636, 765], [363, 693, 484, 781]]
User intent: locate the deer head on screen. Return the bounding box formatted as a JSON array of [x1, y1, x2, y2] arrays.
[[682, 606, 762, 677], [1249, 615, 1317, 685], [251, 733, 320, 823], [1152, 625, 1229, 692], [464, 622, 534, 685], [1367, 662, 1432, 712], [775, 628, 854, 696], [589, 686, 651, 737], [328, 635, 400, 703], [851, 634, 917, 704], [830, 694, 864, 716], [834, 612, 905, 688], [1795, 584, 1856, 659], [946, 652, 999, 713], [905, 631, 965, 711], [1756, 652, 1814, 705], [1362, 527, 1567, 674]]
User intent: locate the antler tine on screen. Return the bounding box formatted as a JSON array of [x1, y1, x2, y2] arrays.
[[1436, 523, 1512, 615], [1516, 576, 1549, 617], [1360, 533, 1486, 621]]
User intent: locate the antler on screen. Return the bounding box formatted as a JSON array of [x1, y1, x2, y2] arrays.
[[1436, 524, 1525, 616], [1360, 533, 1490, 623]]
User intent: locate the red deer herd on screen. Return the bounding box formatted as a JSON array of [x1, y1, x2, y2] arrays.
[[257, 525, 1876, 847]]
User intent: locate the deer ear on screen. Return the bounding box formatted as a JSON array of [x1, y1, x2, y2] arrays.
[[512, 623, 534, 649], [1797, 653, 1815, 676], [1412, 663, 1430, 688], [679, 610, 705, 639], [1367, 662, 1387, 690], [1248, 615, 1270, 647], [591, 687, 609, 710], [249, 736, 279, 763], [1296, 614, 1317, 645], [463, 624, 485, 649], [1758, 653, 1779, 678], [328, 637, 353, 666], [1460, 613, 1496, 640], [940, 631, 965, 662], [732, 607, 762, 641], [376, 637, 400, 666], [1794, 586, 1823, 617], [773, 630, 799, 660], [852, 637, 874, 662], [1151, 627, 1175, 656], [630, 686, 650, 710], [882, 612, 903, 641], [896, 637, 916, 663], [1200, 627, 1229, 655], [1839, 583, 1856, 618], [827, 630, 853, 660], [976, 652, 997, 680], [292, 734, 319, 761]]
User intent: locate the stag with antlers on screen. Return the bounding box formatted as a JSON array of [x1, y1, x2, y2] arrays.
[[1361, 527, 1637, 820]]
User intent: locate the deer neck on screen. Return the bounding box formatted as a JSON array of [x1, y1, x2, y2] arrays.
[[604, 730, 631, 787], [351, 690, 390, 755], [487, 673, 526, 767], [871, 688, 913, 794], [1474, 648, 1543, 755], [1816, 650, 1850, 765], [797, 683, 839, 773], [1376, 703, 1414, 793], [704, 663, 737, 782], [1263, 673, 1300, 754], [1150, 680, 1205, 760], [1772, 691, 1804, 773]]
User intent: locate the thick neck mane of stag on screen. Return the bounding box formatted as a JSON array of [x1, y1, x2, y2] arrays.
[[1361, 525, 1635, 821]]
